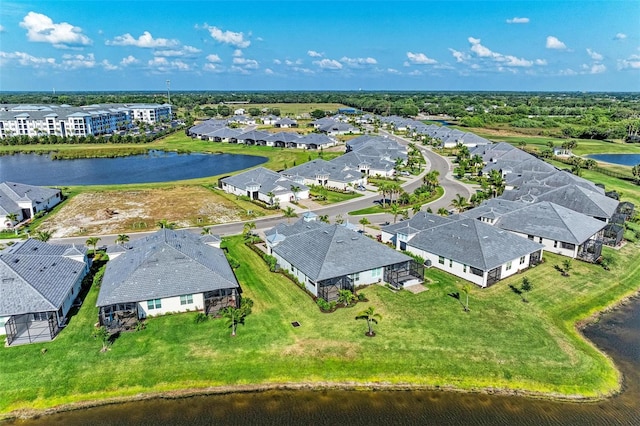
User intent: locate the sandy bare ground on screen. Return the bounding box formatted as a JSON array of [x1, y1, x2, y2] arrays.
[[41, 186, 248, 238]]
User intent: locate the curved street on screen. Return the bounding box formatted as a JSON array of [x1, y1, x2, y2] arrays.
[[49, 134, 477, 247]]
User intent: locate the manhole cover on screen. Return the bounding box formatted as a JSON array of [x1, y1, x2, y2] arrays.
[[291, 321, 301, 327]]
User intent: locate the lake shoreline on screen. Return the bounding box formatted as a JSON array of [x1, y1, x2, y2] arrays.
[[6, 289, 640, 422]]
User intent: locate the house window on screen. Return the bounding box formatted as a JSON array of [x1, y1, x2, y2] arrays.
[[180, 294, 194, 305], [147, 299, 162, 310], [527, 235, 534, 241], [449, 259, 453, 268], [438, 256, 445, 265], [539, 237, 543, 243], [506, 261, 512, 271], [554, 241, 558, 248], [463, 264, 467, 273], [520, 256, 526, 265], [561, 242, 576, 250]]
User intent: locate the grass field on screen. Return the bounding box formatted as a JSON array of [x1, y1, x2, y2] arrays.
[[2, 234, 638, 417]]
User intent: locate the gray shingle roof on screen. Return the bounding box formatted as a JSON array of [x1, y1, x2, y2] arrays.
[[272, 224, 413, 282], [0, 182, 60, 215], [495, 201, 607, 244], [382, 212, 453, 235], [0, 239, 88, 316], [407, 218, 544, 271], [221, 167, 308, 196], [96, 229, 239, 307]]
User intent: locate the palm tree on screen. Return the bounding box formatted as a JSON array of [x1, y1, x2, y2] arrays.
[[437, 207, 449, 217], [157, 219, 176, 229], [461, 284, 471, 312], [283, 207, 297, 223], [520, 277, 533, 302], [358, 217, 370, 232], [290, 185, 301, 202], [378, 182, 389, 208], [412, 204, 422, 215], [33, 230, 53, 242], [266, 191, 276, 206], [5, 212, 18, 227], [562, 259, 572, 277], [390, 203, 401, 223], [355, 306, 382, 337], [423, 170, 439, 191], [318, 214, 330, 223], [201, 227, 212, 235], [220, 298, 253, 337], [334, 214, 345, 225], [243, 221, 256, 237], [116, 234, 129, 245], [86, 236, 101, 255], [450, 194, 469, 212]]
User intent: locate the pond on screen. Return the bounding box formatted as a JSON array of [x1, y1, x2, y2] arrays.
[[11, 297, 640, 426], [0, 151, 267, 186], [587, 153, 640, 166]]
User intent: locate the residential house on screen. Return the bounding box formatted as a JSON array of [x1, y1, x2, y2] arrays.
[[266, 220, 422, 300], [405, 218, 544, 287], [220, 167, 309, 205], [97, 229, 240, 331], [0, 239, 89, 345], [1, 182, 63, 230]]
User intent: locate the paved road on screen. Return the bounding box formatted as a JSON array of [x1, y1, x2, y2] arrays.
[[47, 134, 476, 246]]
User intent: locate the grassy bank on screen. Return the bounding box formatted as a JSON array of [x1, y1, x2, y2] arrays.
[[2, 235, 639, 417]]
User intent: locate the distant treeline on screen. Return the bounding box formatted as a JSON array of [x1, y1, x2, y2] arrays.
[[2, 91, 639, 141]]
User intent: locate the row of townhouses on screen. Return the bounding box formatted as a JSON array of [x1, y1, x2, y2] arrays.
[[0, 103, 172, 138]]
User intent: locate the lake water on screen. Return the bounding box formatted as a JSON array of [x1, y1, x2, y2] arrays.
[[588, 153, 640, 166], [0, 151, 267, 185], [11, 297, 640, 426]]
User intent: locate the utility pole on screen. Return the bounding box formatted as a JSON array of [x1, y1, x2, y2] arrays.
[[166, 80, 171, 104]]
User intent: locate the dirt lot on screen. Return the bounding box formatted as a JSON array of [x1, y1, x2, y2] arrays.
[[41, 186, 252, 238]]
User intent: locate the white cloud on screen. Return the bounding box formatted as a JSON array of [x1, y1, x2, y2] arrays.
[[230, 66, 250, 75], [206, 54, 222, 63], [154, 45, 201, 57], [614, 33, 627, 40], [307, 50, 323, 57], [61, 53, 96, 69], [535, 59, 547, 66], [264, 68, 274, 75], [203, 63, 222, 72], [313, 58, 343, 70], [340, 56, 377, 67], [20, 11, 91, 48], [0, 50, 57, 67], [101, 60, 118, 71], [233, 49, 243, 57], [107, 31, 178, 48], [120, 55, 138, 66], [291, 66, 314, 74], [559, 68, 578, 76], [546, 36, 567, 50], [468, 38, 498, 58], [285, 59, 303, 66], [204, 25, 250, 48], [586, 48, 603, 61], [502, 55, 533, 67], [148, 57, 191, 72], [449, 48, 470, 63], [387, 68, 400, 74], [233, 57, 259, 69], [406, 52, 437, 64], [408, 70, 422, 76], [506, 17, 530, 24], [617, 54, 640, 70], [0, 25, 5, 33], [273, 59, 282, 64], [582, 63, 606, 74]]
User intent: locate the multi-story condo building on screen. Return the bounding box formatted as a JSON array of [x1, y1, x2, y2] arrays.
[[0, 103, 172, 138]]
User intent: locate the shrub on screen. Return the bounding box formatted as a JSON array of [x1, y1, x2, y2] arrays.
[[357, 292, 367, 302], [194, 312, 209, 324]]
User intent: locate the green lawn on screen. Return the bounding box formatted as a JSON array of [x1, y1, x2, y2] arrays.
[[349, 187, 444, 216], [2, 235, 639, 417]]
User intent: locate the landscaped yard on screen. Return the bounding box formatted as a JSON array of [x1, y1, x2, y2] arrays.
[[1, 234, 638, 417]]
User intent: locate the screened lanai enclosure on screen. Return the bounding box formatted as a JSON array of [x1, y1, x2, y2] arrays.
[[99, 303, 139, 332], [204, 288, 240, 315], [383, 260, 424, 289], [317, 275, 354, 302], [4, 311, 61, 346]]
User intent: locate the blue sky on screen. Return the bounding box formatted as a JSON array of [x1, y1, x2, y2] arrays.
[[0, 0, 638, 92]]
